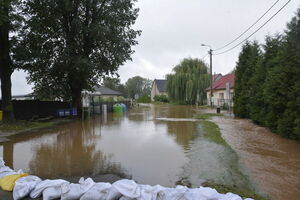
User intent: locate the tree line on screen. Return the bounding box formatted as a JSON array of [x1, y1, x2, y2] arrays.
[[102, 75, 152, 100], [0, 0, 140, 121], [234, 8, 300, 139]]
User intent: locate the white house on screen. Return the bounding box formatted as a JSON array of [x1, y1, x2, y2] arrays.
[[151, 79, 167, 101], [205, 73, 235, 107]]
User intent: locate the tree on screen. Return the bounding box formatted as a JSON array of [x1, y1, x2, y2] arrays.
[[264, 8, 300, 139], [166, 58, 209, 105], [102, 76, 127, 97], [233, 7, 300, 140], [233, 41, 262, 118], [16, 0, 140, 108], [260, 35, 283, 129], [125, 76, 151, 99], [0, 0, 22, 121]]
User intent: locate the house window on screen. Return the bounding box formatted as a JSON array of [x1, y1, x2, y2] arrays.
[[230, 92, 234, 99], [219, 93, 224, 99]]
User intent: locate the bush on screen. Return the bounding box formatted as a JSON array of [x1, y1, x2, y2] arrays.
[[153, 94, 169, 103], [137, 94, 151, 103]]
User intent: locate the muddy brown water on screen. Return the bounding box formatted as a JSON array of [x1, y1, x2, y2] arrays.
[[212, 117, 300, 200], [0, 104, 299, 200]]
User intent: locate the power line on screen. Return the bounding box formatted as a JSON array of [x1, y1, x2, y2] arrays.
[[201, 53, 209, 60], [213, 0, 291, 56], [214, 0, 281, 51]]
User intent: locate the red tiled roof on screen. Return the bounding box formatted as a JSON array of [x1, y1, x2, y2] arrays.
[[205, 73, 235, 91], [213, 73, 222, 82]]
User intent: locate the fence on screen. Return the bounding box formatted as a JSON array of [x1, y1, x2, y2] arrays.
[[0, 100, 131, 120], [0, 100, 71, 120], [90, 101, 131, 114]]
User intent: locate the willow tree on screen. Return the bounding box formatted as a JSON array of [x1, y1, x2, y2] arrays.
[[166, 58, 210, 105], [15, 0, 140, 108]]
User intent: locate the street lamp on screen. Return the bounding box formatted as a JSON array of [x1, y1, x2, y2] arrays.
[[201, 44, 213, 108]]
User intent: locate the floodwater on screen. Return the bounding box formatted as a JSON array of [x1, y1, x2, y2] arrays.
[[212, 117, 300, 200], [0, 104, 250, 189], [0, 104, 299, 200]]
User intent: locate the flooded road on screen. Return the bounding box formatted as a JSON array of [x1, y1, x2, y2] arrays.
[[212, 117, 300, 200], [1, 104, 299, 199], [0, 104, 250, 189]]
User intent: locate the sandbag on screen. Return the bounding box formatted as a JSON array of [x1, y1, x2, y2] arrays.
[[80, 182, 111, 200], [0, 171, 17, 179], [43, 184, 66, 200], [138, 184, 165, 200], [61, 177, 95, 200], [184, 187, 223, 200], [222, 192, 243, 200], [30, 179, 68, 198], [157, 186, 188, 200], [110, 179, 141, 199], [0, 166, 14, 173], [13, 175, 42, 200], [0, 173, 28, 191]]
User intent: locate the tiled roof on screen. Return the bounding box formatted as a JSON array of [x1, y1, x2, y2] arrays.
[[154, 79, 167, 92], [213, 73, 222, 82], [205, 73, 235, 91], [94, 86, 122, 95]]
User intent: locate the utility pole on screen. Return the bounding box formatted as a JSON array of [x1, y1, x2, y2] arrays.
[[201, 44, 213, 108], [209, 49, 213, 108]]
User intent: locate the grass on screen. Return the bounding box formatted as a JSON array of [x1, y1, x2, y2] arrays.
[[201, 120, 229, 146], [202, 182, 269, 200], [0, 119, 70, 133], [194, 113, 224, 120]]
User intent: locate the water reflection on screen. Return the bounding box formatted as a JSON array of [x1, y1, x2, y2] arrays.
[[28, 120, 127, 179], [0, 104, 267, 190]]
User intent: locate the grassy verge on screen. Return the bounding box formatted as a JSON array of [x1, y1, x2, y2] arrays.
[[201, 120, 229, 146], [195, 113, 223, 120], [202, 182, 268, 200], [0, 119, 71, 133], [195, 112, 268, 199]]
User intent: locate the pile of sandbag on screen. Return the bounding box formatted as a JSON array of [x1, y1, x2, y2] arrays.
[[0, 158, 254, 200]]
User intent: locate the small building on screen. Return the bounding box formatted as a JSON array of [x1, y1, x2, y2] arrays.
[[82, 86, 123, 107], [205, 73, 235, 107], [151, 79, 167, 101], [12, 93, 35, 100]]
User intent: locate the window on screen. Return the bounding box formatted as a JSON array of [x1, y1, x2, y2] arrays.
[[219, 93, 224, 99]]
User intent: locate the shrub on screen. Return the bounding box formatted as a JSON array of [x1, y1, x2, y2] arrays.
[[153, 94, 169, 103]]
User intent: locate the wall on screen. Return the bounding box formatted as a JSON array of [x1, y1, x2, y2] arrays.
[[206, 89, 234, 106], [0, 100, 70, 120]]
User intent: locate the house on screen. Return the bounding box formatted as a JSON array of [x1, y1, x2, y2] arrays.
[[151, 79, 167, 101], [205, 73, 235, 107], [82, 86, 123, 107], [12, 93, 35, 100]]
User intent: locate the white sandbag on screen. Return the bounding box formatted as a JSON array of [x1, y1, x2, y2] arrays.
[[13, 175, 42, 200], [222, 192, 243, 200], [30, 179, 68, 198], [106, 184, 122, 200], [0, 157, 5, 167], [42, 185, 63, 200], [137, 184, 166, 200], [110, 179, 141, 199], [0, 166, 14, 173], [119, 196, 135, 200], [184, 187, 223, 200], [0, 171, 17, 179], [0, 169, 23, 179], [80, 182, 111, 200], [61, 177, 95, 200], [157, 185, 188, 200]]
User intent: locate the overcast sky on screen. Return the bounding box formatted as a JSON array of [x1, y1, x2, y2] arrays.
[[11, 0, 299, 94]]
